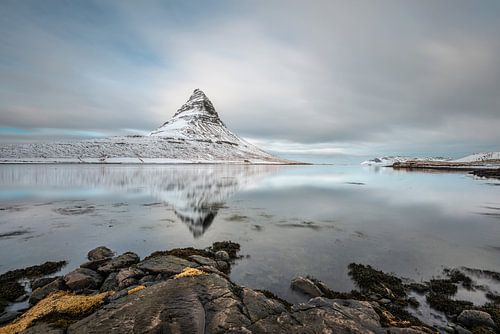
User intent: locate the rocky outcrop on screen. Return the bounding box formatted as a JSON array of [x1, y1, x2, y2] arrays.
[[2, 243, 498, 334]]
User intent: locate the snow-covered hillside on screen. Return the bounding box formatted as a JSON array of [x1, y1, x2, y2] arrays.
[[452, 152, 500, 163], [361, 156, 449, 167], [0, 89, 294, 164]]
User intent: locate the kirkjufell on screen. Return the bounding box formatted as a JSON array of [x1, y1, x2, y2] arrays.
[[0, 89, 294, 164]]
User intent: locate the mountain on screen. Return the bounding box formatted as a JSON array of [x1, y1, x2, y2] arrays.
[[0, 89, 295, 164]]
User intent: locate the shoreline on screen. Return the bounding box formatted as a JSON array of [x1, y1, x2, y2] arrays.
[[1, 242, 498, 333]]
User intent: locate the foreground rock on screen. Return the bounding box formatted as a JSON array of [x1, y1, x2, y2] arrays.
[[68, 274, 400, 334], [1, 242, 498, 334]]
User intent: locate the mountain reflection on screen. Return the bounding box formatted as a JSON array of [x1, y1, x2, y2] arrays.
[[0, 164, 282, 237]]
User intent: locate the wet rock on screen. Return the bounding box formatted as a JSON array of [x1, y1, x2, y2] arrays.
[[116, 268, 144, 285], [455, 325, 473, 334], [0, 261, 66, 283], [189, 254, 218, 267], [0, 310, 20, 325], [211, 241, 240, 259], [97, 252, 139, 273], [67, 273, 250, 334], [214, 250, 230, 261], [457, 309, 496, 328], [80, 258, 110, 271], [19, 322, 65, 333], [31, 276, 60, 290], [64, 268, 103, 291], [348, 263, 406, 301], [99, 272, 118, 292], [29, 277, 67, 304], [118, 278, 138, 289], [406, 282, 429, 294], [251, 298, 383, 333], [241, 288, 288, 322], [387, 327, 432, 333], [87, 246, 114, 261], [136, 255, 198, 275], [290, 276, 323, 297], [0, 280, 25, 302], [138, 275, 155, 284], [216, 260, 230, 272]]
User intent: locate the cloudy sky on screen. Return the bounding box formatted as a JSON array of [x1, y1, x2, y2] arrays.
[[1, 0, 499, 160]]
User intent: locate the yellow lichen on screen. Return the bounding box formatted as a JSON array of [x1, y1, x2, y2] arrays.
[[174, 267, 206, 279], [127, 285, 146, 295], [0, 291, 109, 334]]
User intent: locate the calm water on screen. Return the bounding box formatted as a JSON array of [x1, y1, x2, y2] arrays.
[[0, 164, 499, 306]]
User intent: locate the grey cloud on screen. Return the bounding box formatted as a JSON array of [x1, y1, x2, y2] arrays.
[[0, 0, 499, 155]]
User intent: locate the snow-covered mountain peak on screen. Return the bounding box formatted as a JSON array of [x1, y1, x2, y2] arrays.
[[172, 88, 218, 118], [149, 89, 237, 142]]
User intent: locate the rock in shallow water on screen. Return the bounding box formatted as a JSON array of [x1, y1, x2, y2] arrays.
[[87, 246, 114, 261], [457, 309, 496, 329], [290, 276, 323, 297], [29, 277, 66, 304]]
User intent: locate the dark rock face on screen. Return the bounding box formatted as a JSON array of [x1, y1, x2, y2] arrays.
[[87, 246, 114, 261], [97, 252, 139, 273], [189, 255, 218, 268], [20, 322, 64, 334], [457, 309, 496, 328], [80, 258, 110, 271], [67, 273, 422, 334], [29, 277, 66, 304], [99, 272, 118, 292], [3, 242, 467, 334], [136, 255, 198, 275], [290, 276, 323, 297], [64, 268, 103, 291], [30, 276, 60, 290]]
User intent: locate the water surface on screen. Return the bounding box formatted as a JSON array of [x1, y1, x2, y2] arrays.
[[1, 164, 499, 307]]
